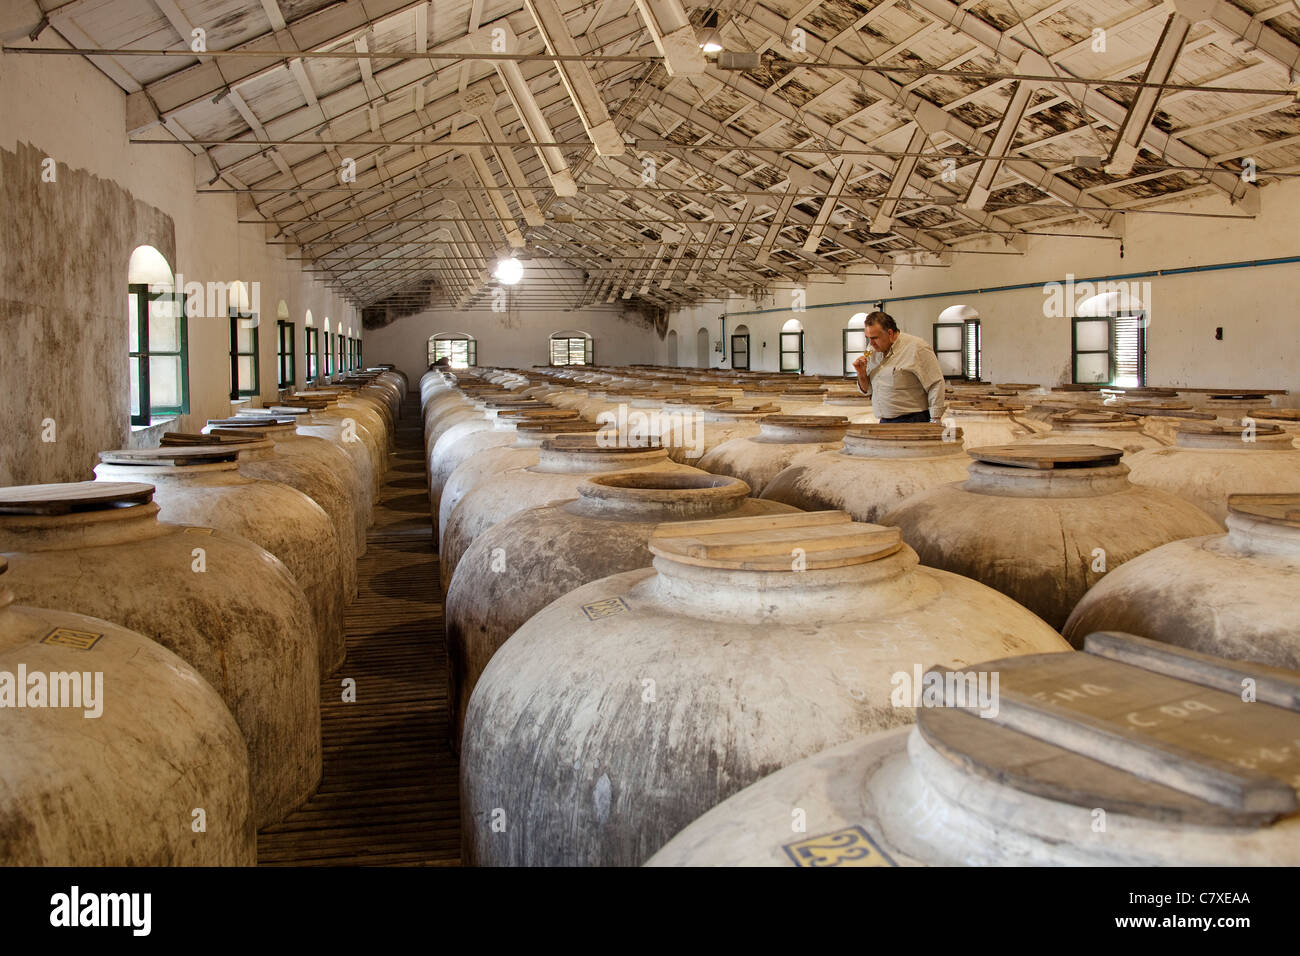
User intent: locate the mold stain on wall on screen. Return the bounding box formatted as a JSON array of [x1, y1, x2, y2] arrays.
[[0, 141, 175, 486]]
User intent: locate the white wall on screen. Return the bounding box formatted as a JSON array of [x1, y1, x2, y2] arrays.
[[666, 177, 1300, 405], [0, 47, 362, 483], [364, 299, 663, 384]]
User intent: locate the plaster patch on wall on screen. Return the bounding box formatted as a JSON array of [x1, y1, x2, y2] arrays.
[[0, 141, 175, 485]]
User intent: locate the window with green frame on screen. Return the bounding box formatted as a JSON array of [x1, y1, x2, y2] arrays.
[[336, 333, 345, 374], [356, 337, 363, 369], [779, 330, 804, 373], [430, 335, 478, 368], [324, 331, 333, 377], [1072, 315, 1146, 387], [730, 333, 749, 371], [550, 335, 592, 366], [933, 319, 981, 380], [842, 328, 866, 377], [229, 311, 259, 399], [277, 320, 295, 389], [128, 283, 189, 426], [305, 326, 319, 383]]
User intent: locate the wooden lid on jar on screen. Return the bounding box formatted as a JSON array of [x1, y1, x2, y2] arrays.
[[98, 445, 242, 466], [849, 423, 955, 441], [649, 511, 902, 571], [968, 443, 1124, 469], [1047, 410, 1139, 425], [758, 415, 850, 428], [917, 631, 1300, 826], [0, 481, 155, 514], [1227, 493, 1300, 527], [514, 419, 601, 434], [540, 432, 662, 452]]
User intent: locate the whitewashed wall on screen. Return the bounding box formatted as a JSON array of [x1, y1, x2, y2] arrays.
[[0, 50, 361, 483], [666, 177, 1300, 405], [362, 297, 662, 385]]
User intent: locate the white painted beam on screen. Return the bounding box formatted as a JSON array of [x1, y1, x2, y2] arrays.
[[903, 0, 1259, 210], [524, 0, 623, 155], [871, 126, 928, 232], [470, 22, 578, 197], [802, 158, 851, 252], [632, 0, 706, 75], [463, 148, 528, 248], [966, 53, 1048, 208]]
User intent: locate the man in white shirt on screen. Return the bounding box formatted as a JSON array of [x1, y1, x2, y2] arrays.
[[851, 312, 947, 423]]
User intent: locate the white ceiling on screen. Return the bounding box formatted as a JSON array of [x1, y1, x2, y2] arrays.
[[23, 0, 1300, 316]]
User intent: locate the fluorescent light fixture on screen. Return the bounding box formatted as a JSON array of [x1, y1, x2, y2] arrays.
[[495, 257, 524, 285], [700, 41, 723, 53]]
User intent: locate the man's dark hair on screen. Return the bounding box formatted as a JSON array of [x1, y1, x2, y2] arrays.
[[865, 310, 899, 333]]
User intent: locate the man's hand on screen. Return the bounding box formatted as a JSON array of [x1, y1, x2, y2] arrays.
[[852, 352, 870, 375]]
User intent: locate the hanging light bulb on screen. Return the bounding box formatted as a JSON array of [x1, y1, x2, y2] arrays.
[[495, 257, 524, 285]]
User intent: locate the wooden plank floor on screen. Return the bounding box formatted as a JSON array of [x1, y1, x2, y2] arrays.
[[258, 395, 461, 866]]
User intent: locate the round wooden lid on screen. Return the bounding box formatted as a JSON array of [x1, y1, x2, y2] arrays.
[[514, 420, 600, 434], [649, 511, 902, 571], [164, 429, 267, 446], [1251, 408, 1300, 421], [206, 415, 296, 427], [1177, 421, 1286, 437], [849, 423, 953, 441], [716, 401, 780, 415], [1047, 410, 1138, 425], [759, 415, 850, 427], [969, 443, 1124, 468], [1227, 493, 1300, 526], [98, 446, 241, 465], [916, 631, 1300, 826], [540, 433, 662, 452], [994, 383, 1039, 391], [947, 400, 1013, 411], [497, 408, 578, 420], [0, 481, 155, 515], [1122, 387, 1180, 397]]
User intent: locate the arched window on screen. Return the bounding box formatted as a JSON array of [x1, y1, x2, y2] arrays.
[[429, 332, 477, 369], [1074, 289, 1146, 388], [127, 245, 187, 426], [275, 301, 295, 389], [323, 319, 333, 377], [304, 310, 319, 383], [550, 330, 592, 366], [934, 304, 981, 381], [842, 312, 868, 376], [731, 324, 750, 371], [780, 318, 804, 374], [227, 280, 259, 399], [665, 329, 678, 368]]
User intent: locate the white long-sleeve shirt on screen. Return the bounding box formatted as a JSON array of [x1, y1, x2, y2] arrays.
[[856, 332, 947, 421]]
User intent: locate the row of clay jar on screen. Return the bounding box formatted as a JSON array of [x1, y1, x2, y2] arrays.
[[0, 369, 407, 865], [418, 367, 1300, 867]]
